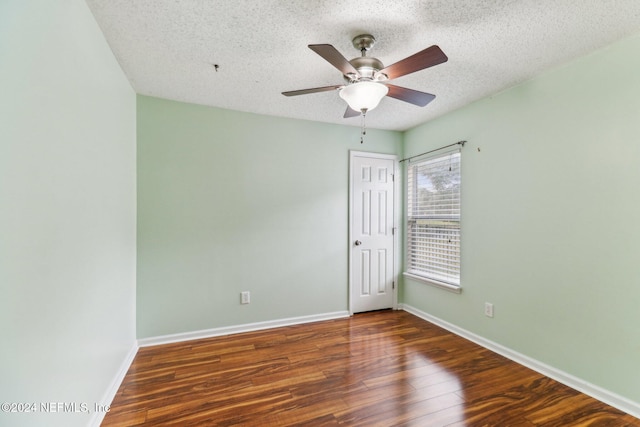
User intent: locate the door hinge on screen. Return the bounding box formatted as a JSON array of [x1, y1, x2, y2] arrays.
[[391, 173, 395, 182], [392, 281, 395, 290]]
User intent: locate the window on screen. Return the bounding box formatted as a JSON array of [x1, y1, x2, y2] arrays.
[[405, 150, 461, 291]]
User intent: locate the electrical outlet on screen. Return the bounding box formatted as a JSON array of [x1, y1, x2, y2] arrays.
[[484, 302, 494, 318], [241, 291, 250, 304]]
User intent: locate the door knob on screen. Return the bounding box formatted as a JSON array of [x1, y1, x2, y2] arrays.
[[354, 240, 362, 246]]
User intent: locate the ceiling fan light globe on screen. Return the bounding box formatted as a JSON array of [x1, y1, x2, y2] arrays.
[[339, 81, 388, 112]]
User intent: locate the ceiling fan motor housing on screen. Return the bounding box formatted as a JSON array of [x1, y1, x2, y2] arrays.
[[346, 34, 387, 82], [347, 56, 386, 82]]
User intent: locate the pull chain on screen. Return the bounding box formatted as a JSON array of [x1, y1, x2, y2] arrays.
[[360, 109, 367, 144]]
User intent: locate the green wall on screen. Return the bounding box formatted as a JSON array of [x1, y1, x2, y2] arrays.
[[136, 96, 402, 338], [402, 34, 640, 403], [0, 1, 137, 426]]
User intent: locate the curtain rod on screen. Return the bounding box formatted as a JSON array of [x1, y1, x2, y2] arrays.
[[399, 140, 466, 163]]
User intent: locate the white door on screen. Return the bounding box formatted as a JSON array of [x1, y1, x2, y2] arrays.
[[350, 152, 397, 313]]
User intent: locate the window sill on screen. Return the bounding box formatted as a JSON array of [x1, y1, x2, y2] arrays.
[[403, 272, 462, 294]]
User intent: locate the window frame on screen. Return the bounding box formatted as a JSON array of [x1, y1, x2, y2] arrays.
[[404, 148, 462, 293]]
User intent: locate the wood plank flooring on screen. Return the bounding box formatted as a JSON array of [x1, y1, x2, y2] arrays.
[[102, 310, 640, 426]]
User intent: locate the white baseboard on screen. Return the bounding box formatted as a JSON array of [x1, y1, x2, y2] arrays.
[[89, 342, 139, 427], [399, 303, 640, 419], [137, 311, 351, 347]]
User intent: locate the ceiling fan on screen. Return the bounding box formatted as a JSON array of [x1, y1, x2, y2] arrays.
[[282, 34, 448, 118]]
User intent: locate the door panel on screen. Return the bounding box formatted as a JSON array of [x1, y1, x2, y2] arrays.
[[351, 153, 396, 313]]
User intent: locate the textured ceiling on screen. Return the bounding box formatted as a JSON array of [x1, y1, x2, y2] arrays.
[[86, 0, 640, 131]]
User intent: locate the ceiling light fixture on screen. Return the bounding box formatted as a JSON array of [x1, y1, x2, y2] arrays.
[[339, 81, 389, 114]]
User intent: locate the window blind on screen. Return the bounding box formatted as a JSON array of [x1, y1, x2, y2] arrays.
[[407, 150, 461, 285]]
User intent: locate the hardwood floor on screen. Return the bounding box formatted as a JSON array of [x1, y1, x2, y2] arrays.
[[102, 310, 639, 426]]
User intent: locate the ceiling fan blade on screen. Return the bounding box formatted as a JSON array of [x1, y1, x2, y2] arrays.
[[282, 85, 343, 97], [343, 106, 361, 118], [309, 44, 360, 77], [385, 84, 435, 107], [379, 45, 448, 80]]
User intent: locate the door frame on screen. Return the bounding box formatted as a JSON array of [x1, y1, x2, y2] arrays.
[[348, 150, 400, 315]]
